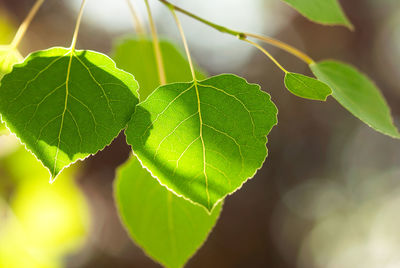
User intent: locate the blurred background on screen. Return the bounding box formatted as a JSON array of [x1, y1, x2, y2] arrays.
[[0, 0, 400, 267]]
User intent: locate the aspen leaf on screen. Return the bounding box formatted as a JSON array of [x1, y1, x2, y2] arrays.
[[126, 74, 278, 211], [0, 47, 139, 181]]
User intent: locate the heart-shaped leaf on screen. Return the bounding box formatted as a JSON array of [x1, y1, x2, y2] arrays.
[[0, 47, 139, 181], [126, 74, 278, 211]]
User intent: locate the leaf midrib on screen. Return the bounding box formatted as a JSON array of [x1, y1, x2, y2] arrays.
[[52, 51, 74, 178], [52, 50, 119, 178], [194, 80, 211, 209]]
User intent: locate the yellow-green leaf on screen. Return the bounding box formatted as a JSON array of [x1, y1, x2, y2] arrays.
[[126, 74, 278, 211], [115, 156, 221, 268]]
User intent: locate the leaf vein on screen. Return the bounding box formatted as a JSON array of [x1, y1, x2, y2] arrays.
[[67, 109, 83, 150], [73, 53, 116, 120], [8, 53, 68, 104], [198, 83, 256, 138], [153, 111, 199, 160], [173, 136, 200, 175], [141, 84, 195, 138], [202, 123, 244, 174]]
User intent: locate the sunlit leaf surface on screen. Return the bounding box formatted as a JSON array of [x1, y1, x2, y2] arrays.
[[126, 74, 278, 211]]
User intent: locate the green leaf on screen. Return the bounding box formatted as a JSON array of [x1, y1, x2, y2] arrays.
[[310, 60, 400, 138], [114, 37, 219, 267], [0, 47, 139, 181], [0, 46, 23, 78], [281, 0, 353, 29], [112, 37, 205, 100], [284, 72, 332, 101], [126, 74, 278, 211], [115, 156, 222, 268]]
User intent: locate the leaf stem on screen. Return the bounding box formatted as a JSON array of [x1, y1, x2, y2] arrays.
[[159, 0, 244, 38], [70, 0, 87, 52], [169, 7, 196, 81], [157, 0, 314, 65], [125, 0, 146, 36], [144, 0, 166, 85], [244, 32, 314, 64], [244, 38, 288, 73], [10, 0, 45, 49]]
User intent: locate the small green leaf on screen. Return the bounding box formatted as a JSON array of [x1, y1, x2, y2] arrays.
[[310, 60, 400, 138], [0, 47, 139, 180], [284, 72, 332, 101], [126, 74, 278, 211], [113, 37, 205, 100], [115, 156, 222, 268], [0, 46, 23, 78], [281, 0, 353, 29]]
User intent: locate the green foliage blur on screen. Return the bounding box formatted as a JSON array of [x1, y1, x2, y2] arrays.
[[0, 11, 90, 267]]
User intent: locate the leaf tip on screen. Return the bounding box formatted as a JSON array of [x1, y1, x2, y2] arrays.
[[49, 170, 60, 184]]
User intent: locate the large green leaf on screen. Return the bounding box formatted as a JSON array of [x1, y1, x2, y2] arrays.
[[0, 47, 139, 181], [281, 0, 353, 29], [126, 74, 278, 211], [310, 60, 400, 138], [115, 157, 221, 268], [112, 37, 205, 100], [284, 72, 332, 101]]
